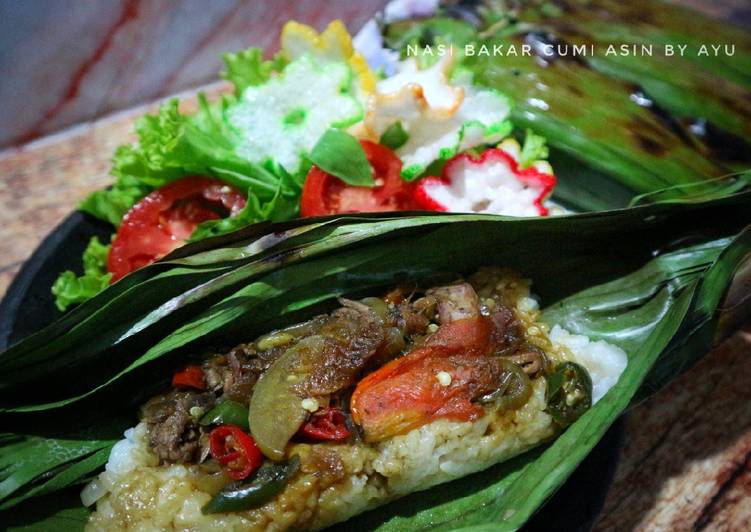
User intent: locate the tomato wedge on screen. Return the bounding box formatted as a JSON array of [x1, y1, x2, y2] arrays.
[[209, 424, 264, 480], [108, 177, 245, 282], [351, 317, 506, 442], [300, 141, 417, 216]]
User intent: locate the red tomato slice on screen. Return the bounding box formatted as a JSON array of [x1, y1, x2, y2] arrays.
[[108, 177, 245, 282], [350, 317, 498, 442], [300, 140, 417, 216]]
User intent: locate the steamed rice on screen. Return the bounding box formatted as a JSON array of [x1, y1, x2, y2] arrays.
[[86, 382, 554, 531], [85, 278, 627, 531]]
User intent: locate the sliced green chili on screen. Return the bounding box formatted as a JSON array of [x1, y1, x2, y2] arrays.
[[200, 400, 250, 431], [479, 359, 532, 410], [545, 362, 592, 426], [202, 455, 301, 514]]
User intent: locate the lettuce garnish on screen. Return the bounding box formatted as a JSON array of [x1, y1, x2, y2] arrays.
[[55, 19, 526, 311], [51, 236, 112, 311]]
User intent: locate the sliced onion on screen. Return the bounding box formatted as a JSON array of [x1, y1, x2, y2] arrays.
[[80, 476, 108, 507]]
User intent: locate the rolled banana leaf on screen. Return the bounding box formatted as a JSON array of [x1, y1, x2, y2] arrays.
[[2, 190, 751, 529], [384, 0, 751, 210]]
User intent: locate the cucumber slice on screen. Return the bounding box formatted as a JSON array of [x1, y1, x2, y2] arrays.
[[364, 55, 512, 179], [397, 87, 512, 180], [229, 54, 363, 174]]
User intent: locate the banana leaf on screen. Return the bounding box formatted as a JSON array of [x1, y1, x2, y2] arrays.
[[516, 1, 751, 137], [384, 0, 751, 209], [1, 189, 751, 528], [1, 192, 749, 411]]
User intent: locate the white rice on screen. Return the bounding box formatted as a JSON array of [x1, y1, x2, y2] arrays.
[[549, 325, 628, 403], [420, 155, 544, 217], [85, 382, 554, 531]]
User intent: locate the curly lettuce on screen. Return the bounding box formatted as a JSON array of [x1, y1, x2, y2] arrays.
[[221, 48, 287, 96], [80, 47, 297, 229], [51, 237, 112, 311], [62, 48, 303, 309]]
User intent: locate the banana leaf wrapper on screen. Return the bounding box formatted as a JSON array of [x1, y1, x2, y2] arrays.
[[1, 190, 751, 529]]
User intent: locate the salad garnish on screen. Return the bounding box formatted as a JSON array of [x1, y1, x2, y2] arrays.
[[52, 19, 557, 310]]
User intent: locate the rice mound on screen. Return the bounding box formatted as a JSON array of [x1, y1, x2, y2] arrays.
[[85, 272, 627, 531], [86, 381, 553, 532]]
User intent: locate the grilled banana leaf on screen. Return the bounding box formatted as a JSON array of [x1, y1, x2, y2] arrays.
[[4, 2, 751, 528], [384, 0, 751, 209]]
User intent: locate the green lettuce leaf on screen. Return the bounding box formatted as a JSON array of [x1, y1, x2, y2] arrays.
[[190, 167, 302, 241], [69, 48, 303, 305], [221, 47, 286, 96], [519, 129, 549, 168], [78, 175, 150, 227], [51, 237, 112, 312], [80, 53, 300, 229]]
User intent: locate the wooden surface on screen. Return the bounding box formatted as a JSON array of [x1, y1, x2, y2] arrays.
[[0, 0, 387, 147], [594, 327, 751, 531], [1, 3, 751, 531]]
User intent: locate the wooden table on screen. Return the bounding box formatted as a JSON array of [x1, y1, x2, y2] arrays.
[[1, 3, 750, 531]]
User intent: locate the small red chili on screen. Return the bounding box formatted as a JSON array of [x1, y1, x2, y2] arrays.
[[209, 424, 263, 480], [297, 407, 352, 441], [172, 365, 205, 390]]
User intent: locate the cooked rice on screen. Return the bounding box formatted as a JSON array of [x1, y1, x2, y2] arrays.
[[85, 271, 627, 531], [86, 381, 553, 532]]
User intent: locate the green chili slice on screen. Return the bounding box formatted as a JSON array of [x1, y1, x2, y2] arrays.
[[202, 455, 301, 514], [200, 400, 250, 431], [479, 359, 532, 410], [545, 362, 592, 426]]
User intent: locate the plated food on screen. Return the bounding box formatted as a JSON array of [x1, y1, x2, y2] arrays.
[[49, 0, 751, 315], [49, 0, 751, 313], [83, 268, 625, 530]]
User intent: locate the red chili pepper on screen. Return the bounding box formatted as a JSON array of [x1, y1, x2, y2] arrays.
[[297, 407, 352, 441], [209, 424, 264, 480], [171, 365, 205, 390]]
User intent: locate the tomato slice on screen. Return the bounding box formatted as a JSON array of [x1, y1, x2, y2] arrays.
[[209, 424, 264, 480], [297, 407, 351, 441], [350, 317, 502, 442], [300, 140, 417, 216], [108, 177, 245, 282]]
